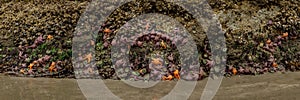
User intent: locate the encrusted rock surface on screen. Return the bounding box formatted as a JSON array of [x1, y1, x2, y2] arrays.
[[0, 0, 299, 79]]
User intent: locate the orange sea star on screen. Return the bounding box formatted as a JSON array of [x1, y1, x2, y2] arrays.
[[173, 69, 180, 79], [49, 62, 56, 72], [84, 53, 92, 63], [47, 35, 53, 40], [160, 40, 167, 49], [151, 58, 162, 65]]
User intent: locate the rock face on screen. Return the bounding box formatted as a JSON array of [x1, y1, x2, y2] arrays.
[[0, 0, 299, 79], [208, 0, 300, 76], [0, 0, 90, 78]]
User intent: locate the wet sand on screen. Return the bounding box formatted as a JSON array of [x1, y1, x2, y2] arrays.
[[1, 72, 300, 100]]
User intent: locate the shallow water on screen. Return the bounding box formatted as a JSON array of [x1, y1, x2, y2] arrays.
[[1, 72, 300, 100], [0, 75, 85, 100]]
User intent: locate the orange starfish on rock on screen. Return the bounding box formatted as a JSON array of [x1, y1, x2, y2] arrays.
[[232, 67, 237, 75], [28, 63, 34, 70], [160, 40, 167, 49], [151, 58, 162, 65], [162, 75, 173, 81], [28, 61, 38, 70], [266, 39, 272, 44], [49, 62, 56, 72], [272, 62, 278, 67], [173, 69, 180, 79], [19, 69, 25, 74], [282, 32, 288, 38], [47, 35, 53, 40], [84, 53, 92, 63], [104, 28, 111, 33]]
